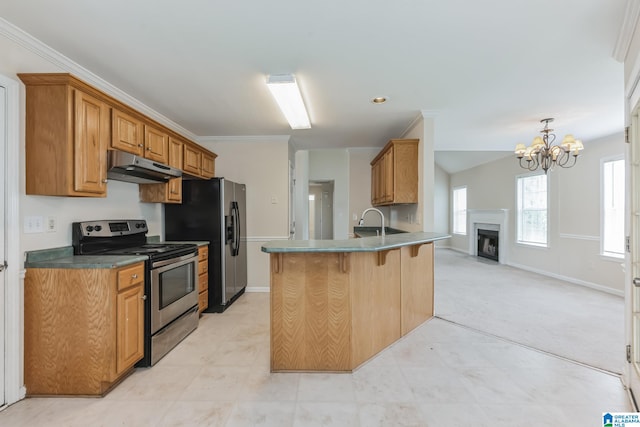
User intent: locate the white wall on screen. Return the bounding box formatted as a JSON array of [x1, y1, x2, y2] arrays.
[[308, 149, 350, 239], [449, 132, 625, 293], [200, 138, 290, 289]]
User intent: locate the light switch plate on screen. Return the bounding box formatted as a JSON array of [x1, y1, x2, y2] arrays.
[[24, 215, 44, 233]]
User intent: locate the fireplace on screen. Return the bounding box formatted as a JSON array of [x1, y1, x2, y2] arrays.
[[467, 209, 508, 264], [477, 229, 499, 261]]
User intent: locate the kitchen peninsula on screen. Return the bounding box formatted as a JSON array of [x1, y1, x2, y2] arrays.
[[262, 232, 449, 372]]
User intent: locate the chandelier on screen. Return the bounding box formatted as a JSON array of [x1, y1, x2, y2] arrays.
[[514, 118, 584, 174]]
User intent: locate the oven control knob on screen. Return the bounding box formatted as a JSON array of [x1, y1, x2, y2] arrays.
[[136, 222, 144, 229], [86, 225, 94, 232], [94, 225, 102, 232]]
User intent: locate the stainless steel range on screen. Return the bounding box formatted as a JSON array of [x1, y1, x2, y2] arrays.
[[72, 219, 199, 366]]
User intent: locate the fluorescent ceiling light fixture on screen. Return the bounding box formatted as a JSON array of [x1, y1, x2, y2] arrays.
[[266, 74, 311, 129]]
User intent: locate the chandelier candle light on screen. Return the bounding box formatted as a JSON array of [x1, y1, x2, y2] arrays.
[[514, 118, 584, 174]]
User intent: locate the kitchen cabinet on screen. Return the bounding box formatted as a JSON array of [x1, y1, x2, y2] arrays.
[[144, 124, 169, 164], [184, 144, 217, 179], [267, 239, 437, 372], [370, 138, 418, 206], [198, 245, 209, 313], [20, 74, 109, 197], [183, 144, 203, 176], [24, 262, 145, 395], [19, 73, 217, 198], [202, 152, 216, 178], [139, 136, 183, 203], [111, 108, 144, 155]]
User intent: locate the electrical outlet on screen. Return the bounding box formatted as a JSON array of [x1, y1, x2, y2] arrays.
[[46, 216, 57, 232], [24, 215, 45, 233]]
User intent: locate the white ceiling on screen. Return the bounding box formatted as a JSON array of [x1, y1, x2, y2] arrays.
[[0, 0, 628, 173]]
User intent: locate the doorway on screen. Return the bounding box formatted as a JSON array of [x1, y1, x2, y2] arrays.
[[0, 73, 21, 408], [308, 181, 334, 240]]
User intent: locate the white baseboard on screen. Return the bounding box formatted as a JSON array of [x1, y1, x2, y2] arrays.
[[507, 261, 623, 297], [246, 286, 270, 293]]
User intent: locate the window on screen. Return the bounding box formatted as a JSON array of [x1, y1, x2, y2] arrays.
[[516, 174, 548, 246], [452, 186, 467, 235], [602, 158, 625, 257]]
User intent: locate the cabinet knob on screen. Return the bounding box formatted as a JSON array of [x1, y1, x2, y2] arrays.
[[138, 144, 143, 147], [102, 179, 108, 183], [146, 147, 151, 151], [141, 295, 147, 300], [132, 273, 138, 279]]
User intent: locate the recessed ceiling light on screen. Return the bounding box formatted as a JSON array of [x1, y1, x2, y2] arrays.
[[372, 96, 387, 104]]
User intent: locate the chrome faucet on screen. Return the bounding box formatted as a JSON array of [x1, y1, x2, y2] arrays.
[[359, 208, 385, 237]]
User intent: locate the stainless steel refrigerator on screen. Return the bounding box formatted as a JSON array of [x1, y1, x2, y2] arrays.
[[164, 178, 247, 312]]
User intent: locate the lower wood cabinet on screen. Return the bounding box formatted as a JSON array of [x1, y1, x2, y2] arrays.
[[198, 245, 209, 313], [24, 262, 145, 395]]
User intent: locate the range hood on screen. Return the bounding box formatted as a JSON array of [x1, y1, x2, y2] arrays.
[[107, 151, 182, 184]]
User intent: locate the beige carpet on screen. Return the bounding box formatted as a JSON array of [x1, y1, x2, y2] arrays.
[[434, 248, 625, 374]]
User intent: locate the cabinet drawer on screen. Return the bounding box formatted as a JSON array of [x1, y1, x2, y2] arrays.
[[198, 290, 209, 313], [198, 272, 208, 293], [198, 246, 209, 262], [117, 263, 145, 291]]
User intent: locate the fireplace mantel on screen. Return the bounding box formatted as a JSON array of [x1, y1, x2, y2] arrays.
[[467, 209, 508, 264]]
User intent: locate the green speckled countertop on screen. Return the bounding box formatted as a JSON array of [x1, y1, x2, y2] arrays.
[[261, 232, 450, 253], [24, 246, 148, 269]]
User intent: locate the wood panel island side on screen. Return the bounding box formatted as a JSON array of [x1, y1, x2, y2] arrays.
[[261, 232, 449, 372]]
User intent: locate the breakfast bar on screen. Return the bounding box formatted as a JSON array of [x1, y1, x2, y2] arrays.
[[262, 232, 449, 372]]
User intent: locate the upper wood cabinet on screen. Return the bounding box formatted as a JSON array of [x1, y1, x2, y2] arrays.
[[183, 144, 202, 176], [20, 74, 109, 197], [202, 152, 216, 178], [111, 108, 144, 155], [19, 73, 217, 199], [183, 144, 217, 179], [139, 136, 184, 203], [144, 124, 169, 164], [370, 139, 418, 206]]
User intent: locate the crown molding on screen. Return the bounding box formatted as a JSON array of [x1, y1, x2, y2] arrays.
[[613, 0, 640, 62], [400, 110, 440, 137], [0, 17, 198, 141], [197, 135, 291, 144]]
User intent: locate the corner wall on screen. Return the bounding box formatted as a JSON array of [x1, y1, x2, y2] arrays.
[[449, 132, 625, 294]]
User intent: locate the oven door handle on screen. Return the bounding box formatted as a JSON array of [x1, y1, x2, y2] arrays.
[[151, 252, 198, 269]]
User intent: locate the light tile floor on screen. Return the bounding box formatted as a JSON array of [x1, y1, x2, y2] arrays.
[[0, 249, 632, 426]]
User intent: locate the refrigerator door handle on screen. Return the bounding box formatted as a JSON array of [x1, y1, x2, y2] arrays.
[[231, 201, 240, 256]]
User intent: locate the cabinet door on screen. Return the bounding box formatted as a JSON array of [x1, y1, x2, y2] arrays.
[[383, 149, 394, 203], [116, 284, 144, 374], [201, 153, 215, 178], [167, 177, 182, 202], [111, 109, 143, 155], [144, 125, 169, 163], [183, 144, 202, 176], [74, 90, 108, 194], [168, 137, 183, 169]]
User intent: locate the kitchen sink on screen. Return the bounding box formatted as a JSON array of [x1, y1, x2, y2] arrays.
[[353, 226, 408, 237]]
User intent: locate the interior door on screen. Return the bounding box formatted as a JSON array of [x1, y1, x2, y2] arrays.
[[628, 103, 640, 400]]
